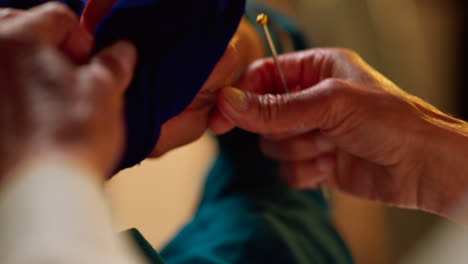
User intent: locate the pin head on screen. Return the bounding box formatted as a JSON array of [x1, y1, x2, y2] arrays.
[[256, 13, 268, 26]]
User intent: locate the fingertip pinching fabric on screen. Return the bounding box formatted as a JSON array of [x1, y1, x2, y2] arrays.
[[0, 0, 246, 173]]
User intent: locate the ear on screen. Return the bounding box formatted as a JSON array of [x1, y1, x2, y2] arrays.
[[80, 0, 118, 33]]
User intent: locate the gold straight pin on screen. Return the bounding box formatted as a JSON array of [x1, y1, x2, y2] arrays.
[[256, 14, 290, 94], [257, 13, 331, 201]]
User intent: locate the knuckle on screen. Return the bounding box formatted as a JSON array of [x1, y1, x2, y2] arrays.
[[336, 48, 356, 56], [257, 94, 287, 129], [286, 138, 313, 161], [250, 57, 276, 73], [336, 48, 361, 61], [316, 78, 357, 129], [320, 78, 353, 103], [0, 8, 20, 20], [283, 143, 300, 160], [322, 77, 347, 90], [41, 2, 76, 23]]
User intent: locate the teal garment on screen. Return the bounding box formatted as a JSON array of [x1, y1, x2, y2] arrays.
[[159, 130, 354, 264], [127, 130, 354, 264], [128, 229, 166, 264], [125, 3, 354, 264]]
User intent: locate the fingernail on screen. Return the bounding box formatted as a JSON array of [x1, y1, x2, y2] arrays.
[[112, 41, 137, 72], [315, 135, 336, 152], [228, 38, 239, 53], [222, 87, 250, 112]]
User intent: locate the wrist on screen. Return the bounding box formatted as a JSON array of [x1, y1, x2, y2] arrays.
[[1, 147, 105, 187], [417, 115, 468, 221]]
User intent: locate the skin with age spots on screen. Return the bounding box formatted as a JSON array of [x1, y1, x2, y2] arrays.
[[215, 48, 468, 224]]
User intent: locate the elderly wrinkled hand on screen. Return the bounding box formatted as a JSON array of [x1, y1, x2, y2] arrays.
[[213, 48, 468, 223], [0, 2, 137, 179]]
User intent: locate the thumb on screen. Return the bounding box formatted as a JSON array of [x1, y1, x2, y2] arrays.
[[84, 41, 137, 95], [216, 79, 353, 135]]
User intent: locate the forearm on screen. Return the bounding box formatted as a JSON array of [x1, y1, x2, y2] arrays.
[[418, 113, 468, 224], [0, 155, 147, 264]]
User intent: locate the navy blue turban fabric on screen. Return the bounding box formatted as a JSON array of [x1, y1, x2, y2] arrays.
[[1, 0, 245, 171]]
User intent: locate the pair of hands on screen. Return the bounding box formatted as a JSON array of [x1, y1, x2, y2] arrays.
[[0, 2, 263, 176], [2, 2, 467, 223]]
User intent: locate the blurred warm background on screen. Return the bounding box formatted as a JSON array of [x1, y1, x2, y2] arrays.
[[106, 1, 468, 264]]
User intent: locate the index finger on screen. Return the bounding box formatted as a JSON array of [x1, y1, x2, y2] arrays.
[[0, 8, 24, 21], [236, 49, 338, 95], [81, 0, 118, 33], [83, 41, 137, 95]]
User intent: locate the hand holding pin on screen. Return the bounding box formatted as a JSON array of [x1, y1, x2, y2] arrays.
[[257, 13, 331, 200]]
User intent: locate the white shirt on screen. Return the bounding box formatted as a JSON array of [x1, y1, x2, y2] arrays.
[[0, 157, 149, 264]]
